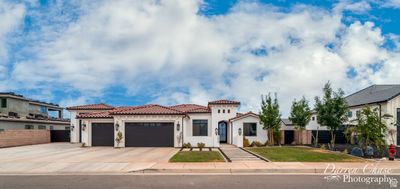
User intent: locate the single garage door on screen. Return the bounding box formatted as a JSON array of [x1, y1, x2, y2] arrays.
[[50, 130, 70, 142], [92, 123, 114, 146], [125, 122, 174, 147]]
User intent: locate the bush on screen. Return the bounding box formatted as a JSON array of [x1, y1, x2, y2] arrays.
[[366, 146, 374, 157], [320, 144, 326, 150], [273, 130, 282, 145], [351, 147, 364, 157], [243, 137, 250, 147], [251, 141, 264, 147], [197, 142, 205, 151], [342, 149, 348, 154], [182, 143, 192, 148]]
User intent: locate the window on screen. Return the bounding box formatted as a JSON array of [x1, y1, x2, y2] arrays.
[[348, 111, 353, 117], [218, 109, 220, 113], [0, 98, 6, 108], [40, 106, 47, 113], [228, 109, 230, 113], [38, 125, 46, 130], [49, 126, 54, 130], [25, 125, 34, 130], [65, 127, 71, 130], [192, 120, 208, 136], [223, 109, 225, 113], [0, 128, 4, 132], [243, 123, 257, 136], [312, 116, 315, 121], [356, 110, 361, 117]]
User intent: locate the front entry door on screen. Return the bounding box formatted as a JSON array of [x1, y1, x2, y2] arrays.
[[397, 108, 400, 145], [218, 122, 227, 143]]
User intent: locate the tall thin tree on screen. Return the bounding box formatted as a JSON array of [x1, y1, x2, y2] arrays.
[[289, 97, 312, 144], [314, 82, 349, 149], [260, 93, 281, 145]]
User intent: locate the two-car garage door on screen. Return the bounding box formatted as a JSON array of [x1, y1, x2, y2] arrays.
[[91, 122, 174, 147], [125, 122, 174, 147]]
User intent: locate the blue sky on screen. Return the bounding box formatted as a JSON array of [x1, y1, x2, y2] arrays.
[[1, 0, 400, 117]]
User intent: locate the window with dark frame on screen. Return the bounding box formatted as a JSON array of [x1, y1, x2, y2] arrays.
[[312, 116, 315, 121], [65, 127, 70, 130], [218, 109, 220, 113], [49, 126, 54, 130], [228, 109, 230, 113], [243, 123, 257, 136], [192, 120, 208, 136], [0, 98, 6, 108], [223, 109, 225, 113], [25, 125, 34, 130], [38, 125, 46, 130]]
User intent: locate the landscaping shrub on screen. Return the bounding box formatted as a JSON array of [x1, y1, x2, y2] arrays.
[[342, 149, 348, 154], [197, 142, 205, 151], [243, 137, 250, 147], [182, 143, 192, 148], [251, 141, 264, 147], [366, 146, 374, 157], [351, 147, 364, 157], [320, 144, 326, 150], [273, 130, 282, 145]]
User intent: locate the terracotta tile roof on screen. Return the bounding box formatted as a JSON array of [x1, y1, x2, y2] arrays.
[[208, 99, 240, 105], [66, 103, 114, 110], [76, 106, 134, 119], [169, 104, 211, 113], [110, 104, 185, 115], [229, 111, 258, 121]]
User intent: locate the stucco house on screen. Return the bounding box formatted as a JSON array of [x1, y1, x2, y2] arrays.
[[281, 85, 400, 146], [67, 100, 267, 148]]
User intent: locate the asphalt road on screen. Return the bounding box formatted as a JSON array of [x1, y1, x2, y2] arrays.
[[0, 175, 398, 189]]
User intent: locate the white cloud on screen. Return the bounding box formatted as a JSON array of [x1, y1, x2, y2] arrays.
[[4, 0, 400, 116], [0, 2, 25, 82], [382, 0, 400, 8]]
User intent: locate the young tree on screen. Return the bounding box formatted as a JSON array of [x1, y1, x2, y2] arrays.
[[289, 97, 312, 144], [350, 106, 391, 150], [260, 93, 281, 145], [314, 82, 349, 149]]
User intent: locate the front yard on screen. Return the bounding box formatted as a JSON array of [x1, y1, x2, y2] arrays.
[[247, 146, 365, 162], [169, 151, 225, 162]]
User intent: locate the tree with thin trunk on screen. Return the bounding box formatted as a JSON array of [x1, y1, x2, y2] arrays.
[[350, 106, 391, 151], [289, 97, 312, 144], [314, 82, 349, 150], [260, 93, 281, 145]]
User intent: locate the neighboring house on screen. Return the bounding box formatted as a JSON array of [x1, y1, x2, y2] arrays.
[[281, 85, 400, 145], [0, 92, 69, 131], [67, 100, 267, 147]]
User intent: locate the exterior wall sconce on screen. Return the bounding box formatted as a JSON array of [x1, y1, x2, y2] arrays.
[[176, 121, 180, 131], [238, 128, 242, 136], [82, 123, 87, 131], [115, 123, 120, 131], [215, 128, 218, 136]]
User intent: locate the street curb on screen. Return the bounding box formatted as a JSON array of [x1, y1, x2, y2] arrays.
[[133, 168, 400, 174]]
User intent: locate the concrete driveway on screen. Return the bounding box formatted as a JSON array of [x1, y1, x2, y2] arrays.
[[0, 143, 178, 174]]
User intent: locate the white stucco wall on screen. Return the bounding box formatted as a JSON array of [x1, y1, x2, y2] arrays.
[[183, 113, 215, 147], [209, 104, 238, 147], [231, 116, 267, 147]]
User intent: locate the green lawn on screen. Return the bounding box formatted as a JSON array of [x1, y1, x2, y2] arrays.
[[169, 151, 225, 162], [247, 147, 364, 162]]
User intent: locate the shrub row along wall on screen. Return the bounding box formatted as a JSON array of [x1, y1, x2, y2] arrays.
[[0, 130, 50, 148]]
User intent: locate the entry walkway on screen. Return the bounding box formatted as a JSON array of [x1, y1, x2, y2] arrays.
[[219, 144, 264, 162]]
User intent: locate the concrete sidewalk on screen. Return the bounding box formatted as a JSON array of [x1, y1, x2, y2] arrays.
[[139, 161, 400, 174]]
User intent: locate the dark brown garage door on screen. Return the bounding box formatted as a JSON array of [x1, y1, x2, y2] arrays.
[[125, 122, 174, 147], [92, 123, 114, 146]]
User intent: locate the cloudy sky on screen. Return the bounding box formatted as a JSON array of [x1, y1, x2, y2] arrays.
[[1, 0, 400, 117]]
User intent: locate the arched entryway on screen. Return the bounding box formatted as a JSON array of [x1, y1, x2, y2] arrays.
[[218, 121, 228, 143]]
